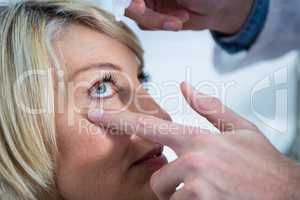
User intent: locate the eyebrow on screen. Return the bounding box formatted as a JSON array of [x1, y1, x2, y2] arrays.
[[70, 63, 122, 80]]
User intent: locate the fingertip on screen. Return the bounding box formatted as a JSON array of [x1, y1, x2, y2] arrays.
[[136, 1, 146, 14], [180, 81, 195, 96], [180, 81, 188, 90], [88, 109, 104, 123], [127, 0, 146, 15], [182, 81, 207, 97]]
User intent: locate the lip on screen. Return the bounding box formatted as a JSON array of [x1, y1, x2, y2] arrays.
[[132, 146, 168, 171]]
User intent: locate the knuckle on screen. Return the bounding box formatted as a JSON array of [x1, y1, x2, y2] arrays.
[[183, 151, 223, 171], [188, 130, 202, 141], [187, 128, 209, 141], [184, 182, 201, 199], [185, 180, 222, 200], [181, 153, 203, 172], [209, 96, 222, 109], [198, 95, 222, 113]]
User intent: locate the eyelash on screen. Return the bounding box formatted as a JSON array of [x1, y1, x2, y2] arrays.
[[138, 71, 151, 83], [88, 71, 151, 99], [102, 73, 118, 85], [88, 73, 119, 99], [95, 71, 149, 86]]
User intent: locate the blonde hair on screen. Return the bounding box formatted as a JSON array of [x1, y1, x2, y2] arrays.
[[0, 0, 144, 199]]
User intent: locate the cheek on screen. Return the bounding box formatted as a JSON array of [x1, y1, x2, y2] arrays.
[[55, 113, 131, 199]]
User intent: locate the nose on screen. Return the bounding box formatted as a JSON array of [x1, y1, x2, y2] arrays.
[[127, 89, 172, 151], [130, 89, 172, 122], [147, 101, 172, 122], [128, 89, 172, 149]]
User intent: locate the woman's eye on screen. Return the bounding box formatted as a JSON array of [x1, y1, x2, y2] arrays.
[[90, 82, 115, 99]]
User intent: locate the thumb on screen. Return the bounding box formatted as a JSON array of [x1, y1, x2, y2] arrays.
[[126, 0, 187, 31], [127, 0, 146, 15]]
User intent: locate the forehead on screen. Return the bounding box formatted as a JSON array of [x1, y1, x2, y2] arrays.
[[52, 24, 140, 79]]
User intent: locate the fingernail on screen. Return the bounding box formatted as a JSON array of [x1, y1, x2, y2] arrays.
[[128, 1, 146, 15], [186, 82, 205, 95], [163, 21, 181, 31], [88, 109, 104, 123], [182, 82, 207, 103], [182, 81, 195, 92]]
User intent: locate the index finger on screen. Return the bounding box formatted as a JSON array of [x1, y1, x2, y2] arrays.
[[88, 109, 207, 151]]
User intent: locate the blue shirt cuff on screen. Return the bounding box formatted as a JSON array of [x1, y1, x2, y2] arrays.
[[211, 0, 269, 54]]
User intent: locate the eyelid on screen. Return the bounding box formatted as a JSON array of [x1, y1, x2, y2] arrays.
[[88, 72, 121, 100], [89, 72, 118, 89], [89, 82, 118, 100]]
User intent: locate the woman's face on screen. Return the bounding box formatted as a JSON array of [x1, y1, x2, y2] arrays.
[[53, 24, 171, 200]]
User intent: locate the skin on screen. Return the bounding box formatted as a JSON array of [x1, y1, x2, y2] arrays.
[[53, 24, 171, 200], [126, 0, 254, 33], [89, 82, 300, 200]]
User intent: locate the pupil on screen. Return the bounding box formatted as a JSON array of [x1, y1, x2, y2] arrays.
[[97, 84, 107, 95]]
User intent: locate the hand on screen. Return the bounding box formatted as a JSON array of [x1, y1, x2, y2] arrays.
[[88, 82, 300, 200], [126, 0, 254, 33]]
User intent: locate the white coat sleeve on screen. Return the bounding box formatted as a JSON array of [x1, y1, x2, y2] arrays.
[[213, 0, 300, 73]]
